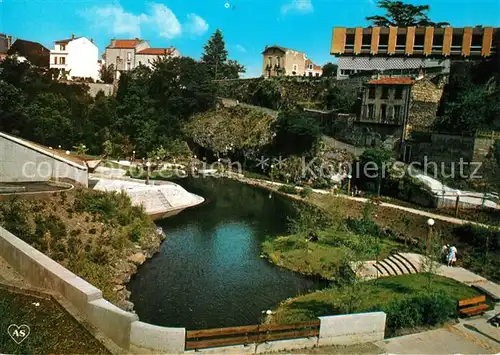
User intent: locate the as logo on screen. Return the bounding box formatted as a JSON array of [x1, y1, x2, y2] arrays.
[[7, 324, 30, 344]]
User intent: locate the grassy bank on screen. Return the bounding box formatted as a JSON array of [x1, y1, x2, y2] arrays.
[[0, 287, 109, 354], [0, 188, 163, 308], [271, 274, 480, 336], [262, 228, 401, 280]]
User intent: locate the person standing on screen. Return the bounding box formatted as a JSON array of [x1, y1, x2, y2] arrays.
[[447, 245, 457, 267]]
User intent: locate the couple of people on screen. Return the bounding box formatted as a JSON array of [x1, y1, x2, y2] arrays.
[[442, 245, 458, 266]]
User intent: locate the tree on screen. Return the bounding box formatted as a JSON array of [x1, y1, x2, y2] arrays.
[[322, 62, 338, 78], [0, 81, 27, 135], [99, 64, 114, 84], [367, 0, 449, 27], [359, 148, 393, 196], [272, 111, 322, 156], [201, 29, 245, 79]]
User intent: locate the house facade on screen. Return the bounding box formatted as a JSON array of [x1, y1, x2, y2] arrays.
[[331, 26, 499, 79], [49, 35, 99, 81], [262, 45, 322, 77], [360, 77, 414, 126], [104, 39, 180, 79]]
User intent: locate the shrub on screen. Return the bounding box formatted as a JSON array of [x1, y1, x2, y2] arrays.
[[345, 217, 383, 237], [278, 184, 298, 195], [452, 224, 499, 252], [299, 187, 313, 198], [383, 292, 456, 334]]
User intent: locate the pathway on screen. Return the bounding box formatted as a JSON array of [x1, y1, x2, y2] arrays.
[[234, 174, 494, 228]]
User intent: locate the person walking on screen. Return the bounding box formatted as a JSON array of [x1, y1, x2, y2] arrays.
[[447, 245, 457, 267]]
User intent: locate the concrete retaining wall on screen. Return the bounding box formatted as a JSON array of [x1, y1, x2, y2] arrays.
[[0, 132, 88, 186], [318, 312, 386, 346], [130, 321, 186, 353], [0, 226, 138, 349]]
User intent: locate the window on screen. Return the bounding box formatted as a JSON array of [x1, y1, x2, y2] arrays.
[[126, 62, 131, 71], [368, 104, 375, 119], [308, 64, 313, 70], [268, 56, 272, 66], [368, 87, 376, 99], [394, 105, 402, 121], [380, 104, 387, 121], [127, 52, 132, 61], [60, 57, 65, 65], [53, 56, 57, 64], [308, 72, 312, 76], [395, 87, 404, 99], [60, 44, 66, 51], [381, 87, 389, 99], [315, 72, 320, 77]]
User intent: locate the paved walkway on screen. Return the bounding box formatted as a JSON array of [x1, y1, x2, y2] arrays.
[[237, 175, 494, 228]]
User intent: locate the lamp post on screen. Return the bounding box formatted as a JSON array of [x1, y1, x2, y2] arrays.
[[426, 218, 435, 253], [347, 174, 352, 196], [132, 150, 136, 162], [145, 161, 151, 185]]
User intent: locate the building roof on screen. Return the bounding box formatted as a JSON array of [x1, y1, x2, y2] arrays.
[[107, 39, 144, 49], [136, 47, 175, 55], [262, 45, 305, 55], [306, 59, 322, 71], [7, 39, 50, 67], [55, 36, 81, 44], [368, 77, 415, 85]]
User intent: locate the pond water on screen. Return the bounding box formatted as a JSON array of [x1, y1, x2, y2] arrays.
[[128, 177, 327, 330]]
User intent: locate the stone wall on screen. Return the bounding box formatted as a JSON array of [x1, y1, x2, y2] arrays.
[[408, 76, 446, 127]]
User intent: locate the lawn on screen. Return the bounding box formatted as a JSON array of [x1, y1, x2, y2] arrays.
[[262, 228, 403, 280], [271, 274, 480, 327], [0, 287, 109, 354]]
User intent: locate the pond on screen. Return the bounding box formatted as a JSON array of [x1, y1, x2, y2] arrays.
[[128, 177, 327, 330]]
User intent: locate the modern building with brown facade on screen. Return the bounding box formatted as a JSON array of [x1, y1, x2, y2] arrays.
[[262, 45, 322, 77], [331, 26, 498, 79]]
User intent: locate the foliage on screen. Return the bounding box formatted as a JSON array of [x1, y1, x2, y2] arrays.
[[382, 291, 456, 334], [99, 63, 114, 83], [185, 105, 274, 156], [435, 60, 500, 132], [278, 184, 298, 195], [201, 29, 245, 79], [287, 203, 332, 235], [299, 187, 313, 198], [321, 62, 338, 78], [359, 147, 394, 195], [323, 84, 360, 113], [272, 111, 322, 156], [367, 0, 449, 27]]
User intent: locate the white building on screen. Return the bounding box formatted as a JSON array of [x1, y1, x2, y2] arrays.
[[104, 39, 180, 79], [50, 35, 99, 81]]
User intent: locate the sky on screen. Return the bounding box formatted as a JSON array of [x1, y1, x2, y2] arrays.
[[1, 0, 499, 77]]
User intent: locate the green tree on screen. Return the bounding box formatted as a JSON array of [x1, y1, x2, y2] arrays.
[[0, 81, 27, 135], [367, 0, 449, 27], [359, 148, 393, 196], [322, 62, 338, 78], [201, 29, 245, 79], [272, 111, 322, 156], [99, 64, 114, 84]]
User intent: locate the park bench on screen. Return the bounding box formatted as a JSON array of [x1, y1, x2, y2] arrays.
[[458, 295, 489, 317]]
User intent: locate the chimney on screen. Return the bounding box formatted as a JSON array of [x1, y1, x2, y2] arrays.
[[90, 38, 94, 44], [72, 34, 75, 40]]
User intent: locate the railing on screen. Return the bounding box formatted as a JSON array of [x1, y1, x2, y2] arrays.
[[185, 320, 320, 350]]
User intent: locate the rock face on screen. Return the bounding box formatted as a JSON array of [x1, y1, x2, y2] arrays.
[[128, 252, 146, 265]]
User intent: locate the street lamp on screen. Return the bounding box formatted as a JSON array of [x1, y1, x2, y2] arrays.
[[426, 218, 435, 252], [132, 150, 136, 161], [347, 174, 352, 196], [145, 161, 151, 185]]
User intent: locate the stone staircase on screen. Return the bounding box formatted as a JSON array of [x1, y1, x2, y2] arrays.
[[354, 253, 421, 280]]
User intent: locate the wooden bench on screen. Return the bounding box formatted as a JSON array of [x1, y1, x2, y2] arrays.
[[458, 295, 489, 317]]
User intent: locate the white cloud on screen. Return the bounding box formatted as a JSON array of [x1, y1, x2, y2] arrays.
[[281, 0, 314, 15], [235, 44, 247, 53], [185, 13, 209, 36], [81, 2, 196, 39], [82, 4, 147, 37], [148, 3, 182, 39]]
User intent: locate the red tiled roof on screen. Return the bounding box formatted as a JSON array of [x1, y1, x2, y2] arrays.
[[108, 39, 143, 49], [306, 59, 322, 71], [368, 77, 415, 85], [136, 48, 175, 55]]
